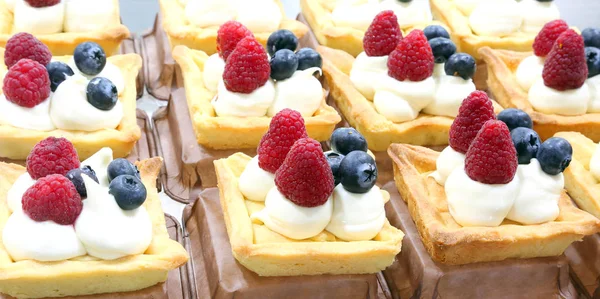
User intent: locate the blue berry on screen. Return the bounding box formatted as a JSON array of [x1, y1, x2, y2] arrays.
[[109, 175, 147, 210], [423, 25, 450, 40], [66, 166, 99, 198], [46, 61, 74, 92], [107, 158, 139, 183], [296, 48, 322, 70], [585, 47, 600, 78], [445, 53, 476, 79], [325, 151, 345, 185], [582, 28, 600, 48], [536, 137, 572, 175], [87, 77, 118, 111], [74, 42, 106, 76], [330, 127, 368, 155], [339, 151, 377, 193], [270, 49, 298, 81], [429, 37, 456, 64], [510, 128, 541, 165], [497, 108, 533, 131], [267, 29, 298, 57]]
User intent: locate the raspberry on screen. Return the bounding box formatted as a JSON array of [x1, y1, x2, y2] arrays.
[[258, 109, 308, 173], [26, 137, 80, 180], [275, 138, 334, 207], [217, 21, 254, 61], [22, 174, 82, 225], [532, 20, 569, 57], [449, 91, 496, 154], [3, 59, 51, 108], [24, 0, 60, 7], [4, 32, 52, 68], [388, 30, 434, 82], [223, 36, 271, 93], [465, 120, 518, 184], [543, 29, 588, 91], [363, 10, 402, 57]]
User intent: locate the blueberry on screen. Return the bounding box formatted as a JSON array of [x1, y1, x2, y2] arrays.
[[267, 29, 298, 57], [339, 151, 377, 193], [74, 42, 106, 76], [325, 151, 345, 185], [296, 48, 322, 70], [107, 158, 140, 183], [444, 53, 476, 80], [510, 128, 541, 165], [536, 137, 573, 175], [423, 25, 450, 40], [270, 49, 298, 81], [66, 166, 99, 198], [86, 77, 118, 111], [397, 0, 413, 3], [582, 28, 600, 48], [109, 175, 147, 210], [429, 37, 456, 64], [46, 61, 74, 92], [586, 47, 600, 78], [497, 108, 533, 131], [330, 127, 368, 155]]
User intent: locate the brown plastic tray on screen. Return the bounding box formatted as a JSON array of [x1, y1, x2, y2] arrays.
[[118, 35, 145, 99], [141, 14, 174, 101], [566, 228, 600, 297]]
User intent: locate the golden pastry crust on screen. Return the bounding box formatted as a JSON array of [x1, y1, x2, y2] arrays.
[[0, 0, 129, 56], [213, 152, 404, 276], [171, 45, 340, 150], [388, 143, 600, 265], [0, 157, 189, 299], [159, 0, 308, 55], [479, 47, 600, 142]]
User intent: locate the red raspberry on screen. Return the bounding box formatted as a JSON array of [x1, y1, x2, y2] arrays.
[[449, 91, 496, 154], [275, 138, 334, 207], [542, 29, 588, 91], [258, 109, 308, 173], [4, 32, 52, 68], [22, 174, 82, 225], [26, 137, 80, 180], [532, 20, 569, 57], [217, 21, 254, 61], [24, 0, 60, 7], [465, 120, 518, 184], [388, 30, 434, 82], [363, 10, 402, 57], [3, 59, 51, 108], [223, 36, 271, 93]]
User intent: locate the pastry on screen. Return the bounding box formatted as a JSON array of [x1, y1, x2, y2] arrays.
[[159, 0, 308, 55], [0, 0, 129, 56], [0, 137, 188, 298], [214, 109, 403, 276], [0, 34, 141, 160], [172, 22, 340, 150]]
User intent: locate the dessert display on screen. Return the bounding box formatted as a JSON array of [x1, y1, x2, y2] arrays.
[[0, 0, 129, 56], [214, 109, 403, 276], [481, 21, 600, 142], [0, 33, 142, 160], [0, 137, 188, 298]]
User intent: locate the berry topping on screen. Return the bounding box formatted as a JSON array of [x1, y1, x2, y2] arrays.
[[586, 47, 600, 78], [109, 175, 147, 210], [3, 59, 51, 108], [423, 25, 450, 40], [274, 138, 334, 207], [66, 166, 99, 198], [325, 151, 344, 186], [270, 49, 298, 81], [24, 0, 60, 7], [330, 127, 368, 155], [444, 53, 476, 79], [532, 20, 569, 57], [339, 151, 377, 193], [511, 127, 541, 165], [582, 27, 600, 49], [46, 61, 74, 92], [296, 48, 322, 70], [536, 137, 573, 175], [449, 91, 496, 153], [363, 10, 402, 57], [266, 29, 299, 57], [258, 109, 308, 173], [107, 158, 140, 183], [4, 32, 51, 68], [87, 77, 118, 111], [388, 30, 434, 82], [73, 42, 106, 76], [217, 21, 253, 61], [22, 175, 82, 225], [497, 108, 533, 131], [223, 36, 270, 93], [429, 37, 457, 64], [26, 137, 80, 179], [543, 29, 588, 90], [465, 120, 518, 184]]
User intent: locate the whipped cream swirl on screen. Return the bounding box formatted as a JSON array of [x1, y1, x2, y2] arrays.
[[64, 0, 117, 32], [12, 0, 64, 34], [528, 79, 590, 116], [268, 67, 323, 117], [430, 146, 466, 185], [238, 156, 275, 202], [469, 0, 522, 37]]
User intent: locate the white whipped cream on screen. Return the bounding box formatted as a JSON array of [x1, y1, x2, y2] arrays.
[[331, 0, 380, 31], [469, 0, 522, 37], [251, 187, 332, 240], [325, 184, 385, 241], [64, 0, 116, 32], [0, 95, 55, 131], [519, 0, 560, 33], [587, 75, 600, 113], [68, 58, 125, 95], [184, 0, 236, 28], [12, 0, 64, 34], [184, 0, 281, 32], [212, 79, 275, 117], [380, 0, 432, 27], [515, 55, 544, 92], [433, 63, 446, 78], [453, 0, 480, 15], [238, 156, 275, 202], [423, 76, 476, 117], [268, 67, 322, 117], [373, 75, 436, 122], [350, 52, 389, 100], [528, 79, 590, 116], [430, 146, 466, 185], [203, 54, 226, 93], [81, 147, 113, 187], [589, 142, 600, 181], [506, 159, 562, 224], [6, 172, 35, 213]]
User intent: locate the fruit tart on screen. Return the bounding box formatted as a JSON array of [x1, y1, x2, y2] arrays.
[[214, 109, 403, 276], [159, 0, 308, 55], [481, 21, 600, 142], [0, 137, 188, 298], [389, 92, 600, 264], [0, 0, 129, 56], [172, 22, 340, 150], [0, 34, 141, 160]]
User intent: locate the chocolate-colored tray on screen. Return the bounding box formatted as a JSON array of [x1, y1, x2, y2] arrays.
[[118, 36, 145, 99], [141, 14, 174, 101], [566, 228, 600, 297]]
